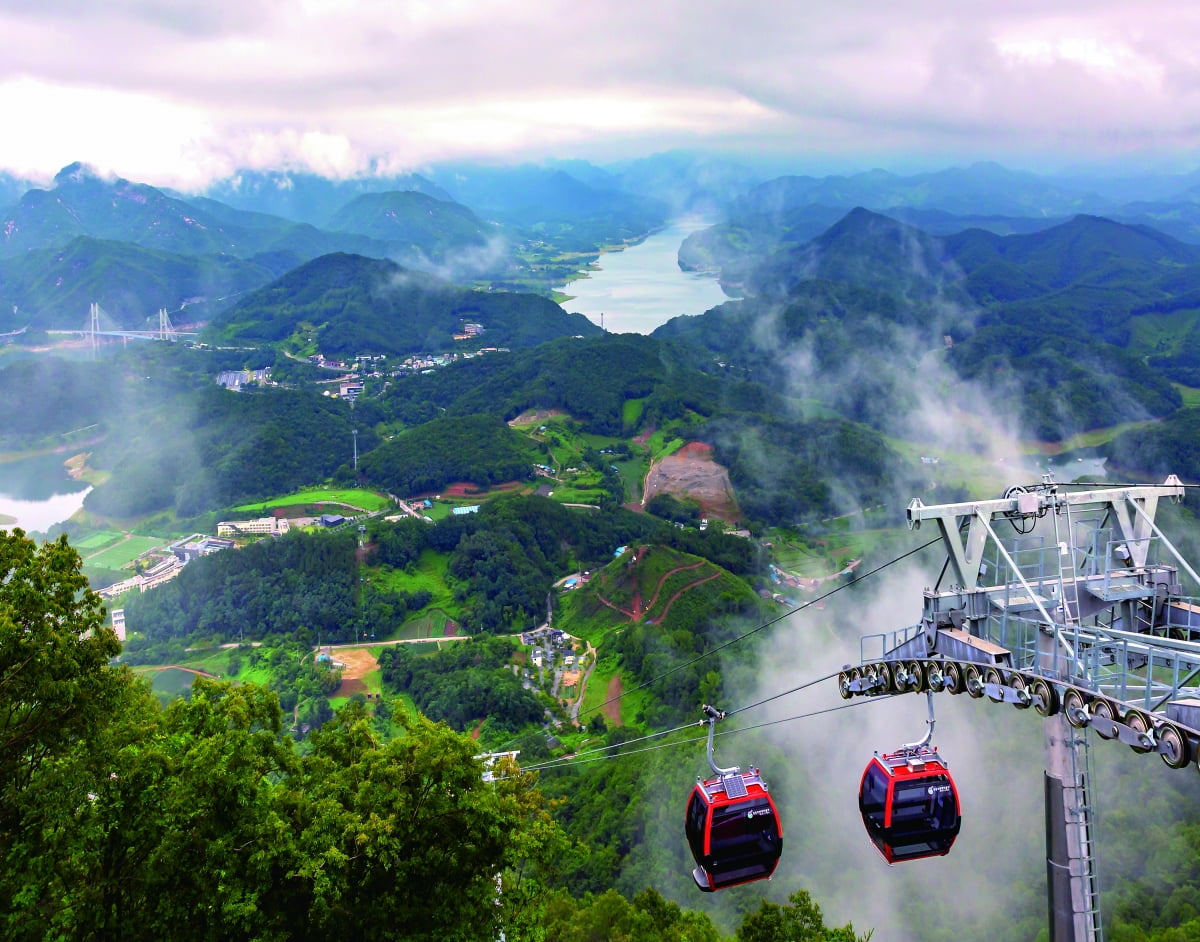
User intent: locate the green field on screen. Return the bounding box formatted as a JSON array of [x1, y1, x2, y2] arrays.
[[622, 397, 646, 427], [612, 457, 646, 502], [370, 550, 459, 616], [136, 667, 207, 699], [87, 536, 167, 570], [1174, 383, 1200, 409], [577, 657, 648, 730], [232, 488, 392, 514], [75, 530, 123, 550], [394, 609, 458, 640]]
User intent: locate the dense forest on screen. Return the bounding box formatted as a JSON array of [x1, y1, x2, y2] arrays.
[[358, 413, 536, 497], [124, 530, 359, 643], [378, 635, 543, 735]]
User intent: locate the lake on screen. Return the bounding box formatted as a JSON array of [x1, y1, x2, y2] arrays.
[[558, 218, 729, 334], [0, 452, 91, 533]]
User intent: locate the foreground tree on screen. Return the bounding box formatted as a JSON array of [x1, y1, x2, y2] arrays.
[[0, 528, 568, 941], [0, 530, 122, 816], [736, 889, 872, 942]]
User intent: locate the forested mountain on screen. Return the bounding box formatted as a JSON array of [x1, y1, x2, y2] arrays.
[[0, 236, 277, 331], [420, 162, 670, 253], [207, 252, 601, 354], [125, 529, 358, 642], [358, 413, 536, 496], [659, 210, 1190, 439], [746, 207, 966, 301], [322, 190, 500, 263], [697, 414, 917, 525]]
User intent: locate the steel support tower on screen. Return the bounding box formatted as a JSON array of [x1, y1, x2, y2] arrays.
[[840, 476, 1200, 942]]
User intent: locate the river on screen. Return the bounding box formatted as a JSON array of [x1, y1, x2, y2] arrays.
[[0, 452, 91, 533], [558, 218, 728, 334]]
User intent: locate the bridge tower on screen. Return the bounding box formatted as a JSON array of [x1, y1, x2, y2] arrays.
[[842, 477, 1200, 942], [88, 302, 100, 359], [158, 308, 178, 342]]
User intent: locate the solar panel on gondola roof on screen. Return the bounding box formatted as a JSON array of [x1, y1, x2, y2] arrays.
[[721, 773, 747, 798]]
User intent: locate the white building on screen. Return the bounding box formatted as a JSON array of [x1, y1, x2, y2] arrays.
[[217, 517, 291, 537]]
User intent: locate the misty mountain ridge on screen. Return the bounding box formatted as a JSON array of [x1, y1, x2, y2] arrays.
[[733, 161, 1113, 219], [323, 190, 500, 266], [0, 162, 250, 259], [745, 207, 964, 302], [0, 236, 280, 332], [207, 251, 602, 356], [0, 163, 410, 265], [195, 168, 454, 226], [660, 208, 1192, 439]]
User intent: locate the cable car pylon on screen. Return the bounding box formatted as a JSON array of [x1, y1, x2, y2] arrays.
[[838, 475, 1200, 942]]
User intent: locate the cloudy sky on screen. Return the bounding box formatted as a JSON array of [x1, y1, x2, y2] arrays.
[[1, 0, 1197, 187]]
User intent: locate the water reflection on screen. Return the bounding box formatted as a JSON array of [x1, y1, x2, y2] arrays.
[[558, 218, 729, 334], [0, 453, 90, 532]]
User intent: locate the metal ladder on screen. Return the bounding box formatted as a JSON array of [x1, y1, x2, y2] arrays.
[[1067, 728, 1104, 942]]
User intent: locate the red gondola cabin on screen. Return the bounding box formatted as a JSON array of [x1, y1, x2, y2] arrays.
[[858, 745, 961, 864], [685, 768, 782, 892]]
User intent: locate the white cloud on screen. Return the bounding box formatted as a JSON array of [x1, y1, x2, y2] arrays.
[[2, 0, 1200, 185]]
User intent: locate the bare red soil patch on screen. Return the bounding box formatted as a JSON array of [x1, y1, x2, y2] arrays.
[[603, 676, 623, 724], [442, 481, 483, 497], [677, 441, 713, 459], [644, 446, 740, 523], [335, 677, 367, 698]]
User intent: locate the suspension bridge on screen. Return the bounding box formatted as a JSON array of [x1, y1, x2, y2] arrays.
[[46, 302, 200, 354]]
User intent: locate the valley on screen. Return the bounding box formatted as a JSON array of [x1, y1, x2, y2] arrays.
[[8, 154, 1200, 942]]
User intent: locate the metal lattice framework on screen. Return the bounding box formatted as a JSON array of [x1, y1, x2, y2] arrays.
[[837, 476, 1200, 942]]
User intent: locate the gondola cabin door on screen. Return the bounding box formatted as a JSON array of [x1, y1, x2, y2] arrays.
[[858, 746, 960, 864], [685, 769, 783, 892]]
